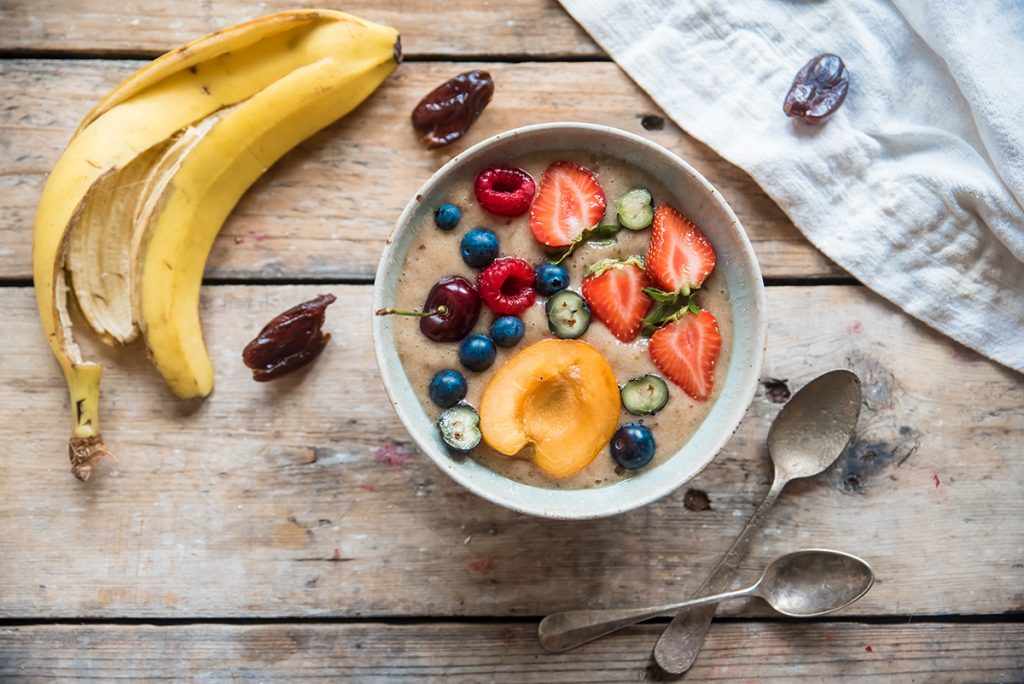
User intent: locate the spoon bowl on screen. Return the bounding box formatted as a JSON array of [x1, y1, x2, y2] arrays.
[[768, 370, 862, 481], [758, 549, 875, 617]]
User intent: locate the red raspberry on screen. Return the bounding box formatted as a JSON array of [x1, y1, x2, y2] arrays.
[[476, 257, 536, 315], [474, 167, 536, 217]]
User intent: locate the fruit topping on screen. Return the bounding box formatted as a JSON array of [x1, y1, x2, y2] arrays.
[[474, 166, 536, 217], [648, 308, 722, 401], [530, 161, 607, 247], [429, 369, 468, 408], [533, 262, 570, 296], [375, 275, 481, 342], [242, 294, 336, 382], [477, 257, 537, 315], [616, 187, 654, 230], [581, 256, 652, 343], [412, 70, 494, 148], [490, 316, 525, 348], [545, 290, 591, 339], [610, 423, 656, 470], [458, 333, 498, 372], [645, 205, 716, 295], [479, 339, 620, 477], [434, 203, 462, 231], [784, 54, 849, 125], [438, 403, 482, 451], [460, 228, 500, 268], [620, 375, 670, 416]]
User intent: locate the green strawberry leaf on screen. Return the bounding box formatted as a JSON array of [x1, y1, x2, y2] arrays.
[[642, 287, 679, 303], [548, 224, 623, 265], [640, 292, 703, 336]]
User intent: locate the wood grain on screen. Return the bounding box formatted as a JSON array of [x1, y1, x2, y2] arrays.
[[0, 59, 840, 282], [0, 284, 1019, 619], [1, 622, 1022, 682], [0, 0, 600, 58]]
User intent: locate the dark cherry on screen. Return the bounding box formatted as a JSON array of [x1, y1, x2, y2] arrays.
[[783, 53, 850, 125], [376, 275, 481, 343]]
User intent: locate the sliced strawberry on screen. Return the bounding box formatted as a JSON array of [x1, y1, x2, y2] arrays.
[[645, 205, 716, 294], [648, 308, 721, 401], [529, 161, 607, 247], [581, 257, 652, 343]]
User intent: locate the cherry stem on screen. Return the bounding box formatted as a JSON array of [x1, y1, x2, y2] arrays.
[[375, 305, 448, 318]]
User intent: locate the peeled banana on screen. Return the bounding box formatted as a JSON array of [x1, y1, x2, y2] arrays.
[[33, 10, 401, 480]]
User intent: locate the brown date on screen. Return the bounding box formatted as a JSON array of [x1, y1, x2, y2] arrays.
[[783, 53, 850, 125], [242, 294, 336, 382], [411, 70, 494, 148]]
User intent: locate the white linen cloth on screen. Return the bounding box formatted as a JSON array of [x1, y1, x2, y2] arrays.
[[558, 0, 1024, 373]]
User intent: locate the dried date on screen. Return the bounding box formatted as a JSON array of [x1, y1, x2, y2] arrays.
[[411, 70, 494, 148], [242, 294, 336, 382], [783, 53, 850, 125]]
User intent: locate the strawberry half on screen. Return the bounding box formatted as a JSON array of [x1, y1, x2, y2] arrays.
[[581, 257, 652, 343], [645, 205, 716, 294], [529, 161, 607, 247], [648, 308, 721, 401]]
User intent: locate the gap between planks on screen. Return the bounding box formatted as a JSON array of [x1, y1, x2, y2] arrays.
[[0, 51, 613, 64], [0, 614, 1021, 627]]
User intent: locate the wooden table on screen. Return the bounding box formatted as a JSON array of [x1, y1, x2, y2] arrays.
[[1, 2, 1022, 681]]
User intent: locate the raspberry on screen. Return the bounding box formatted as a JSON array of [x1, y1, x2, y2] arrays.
[[474, 167, 536, 217], [476, 257, 536, 315]]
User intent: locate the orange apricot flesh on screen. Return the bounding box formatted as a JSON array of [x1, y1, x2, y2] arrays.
[[479, 339, 620, 477]]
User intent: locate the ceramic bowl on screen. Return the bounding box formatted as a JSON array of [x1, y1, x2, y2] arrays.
[[373, 122, 766, 519]]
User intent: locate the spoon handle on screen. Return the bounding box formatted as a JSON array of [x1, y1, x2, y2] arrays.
[[538, 586, 753, 653], [652, 475, 786, 674]]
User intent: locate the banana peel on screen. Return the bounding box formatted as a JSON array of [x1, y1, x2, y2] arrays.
[[33, 10, 401, 480]]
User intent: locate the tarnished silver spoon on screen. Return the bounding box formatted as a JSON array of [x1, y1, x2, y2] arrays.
[[539, 549, 874, 652], [652, 369, 863, 673]]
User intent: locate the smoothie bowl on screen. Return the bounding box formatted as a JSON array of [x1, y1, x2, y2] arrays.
[[373, 123, 766, 519]]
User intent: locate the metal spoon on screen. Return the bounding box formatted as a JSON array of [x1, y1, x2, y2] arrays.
[[654, 369, 862, 674], [539, 548, 873, 652]]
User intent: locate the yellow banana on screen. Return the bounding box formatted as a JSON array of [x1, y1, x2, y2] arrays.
[[33, 10, 400, 480]]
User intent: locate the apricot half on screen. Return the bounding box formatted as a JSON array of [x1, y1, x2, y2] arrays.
[[479, 339, 621, 477]]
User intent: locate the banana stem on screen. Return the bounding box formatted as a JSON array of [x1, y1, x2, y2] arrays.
[[69, 435, 113, 481]]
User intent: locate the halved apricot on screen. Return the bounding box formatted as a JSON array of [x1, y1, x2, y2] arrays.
[[479, 339, 620, 477]]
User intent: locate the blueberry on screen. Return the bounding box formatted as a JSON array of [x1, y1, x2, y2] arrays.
[[460, 228, 500, 268], [490, 316, 525, 347], [610, 423, 656, 469], [458, 334, 497, 372], [434, 203, 462, 231], [428, 369, 468, 408], [534, 262, 570, 296]]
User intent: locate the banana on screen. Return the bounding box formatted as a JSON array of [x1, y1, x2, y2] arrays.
[[33, 10, 400, 480]]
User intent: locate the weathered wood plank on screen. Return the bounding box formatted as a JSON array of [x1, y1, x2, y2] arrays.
[[1, 622, 1021, 681], [0, 284, 1020, 618], [0, 59, 840, 282], [0, 0, 600, 58]]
